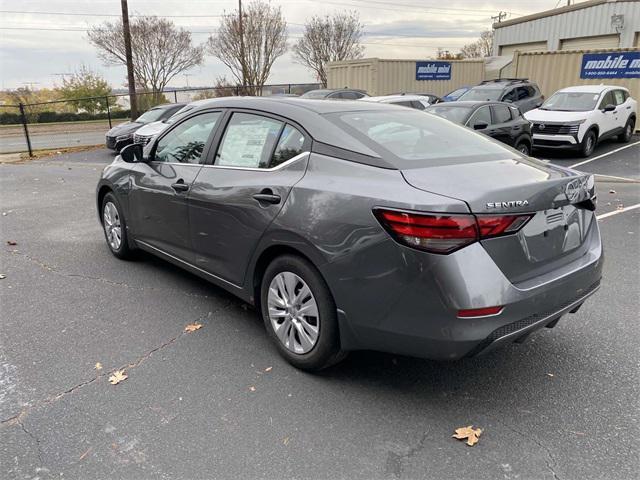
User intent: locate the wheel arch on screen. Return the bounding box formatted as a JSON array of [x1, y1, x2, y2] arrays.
[[96, 184, 113, 221], [515, 134, 531, 149]]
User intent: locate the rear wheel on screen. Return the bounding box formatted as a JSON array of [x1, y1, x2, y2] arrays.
[[101, 192, 133, 259], [260, 255, 345, 371], [515, 141, 530, 156], [579, 130, 596, 158], [618, 118, 635, 143]]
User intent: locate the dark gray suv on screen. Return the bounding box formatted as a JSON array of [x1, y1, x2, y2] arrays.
[[97, 97, 602, 370], [457, 79, 544, 113]]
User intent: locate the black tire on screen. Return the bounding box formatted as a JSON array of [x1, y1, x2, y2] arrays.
[[260, 254, 345, 371], [101, 192, 134, 260], [515, 141, 530, 156], [618, 118, 635, 143], [579, 130, 597, 158]]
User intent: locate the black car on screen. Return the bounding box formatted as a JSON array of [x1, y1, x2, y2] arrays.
[[300, 88, 369, 100], [106, 103, 186, 151], [426, 101, 533, 155], [456, 79, 543, 113]]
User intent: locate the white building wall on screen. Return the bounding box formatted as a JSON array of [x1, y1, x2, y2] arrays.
[[493, 0, 640, 54]]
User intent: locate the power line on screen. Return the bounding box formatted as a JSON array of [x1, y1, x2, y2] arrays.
[[0, 10, 223, 18]]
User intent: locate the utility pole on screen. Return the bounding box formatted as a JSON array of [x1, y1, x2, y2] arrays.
[[121, 0, 137, 120], [491, 11, 507, 23], [238, 0, 247, 93]]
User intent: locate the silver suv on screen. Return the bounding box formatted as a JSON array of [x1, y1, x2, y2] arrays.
[[457, 79, 544, 113]]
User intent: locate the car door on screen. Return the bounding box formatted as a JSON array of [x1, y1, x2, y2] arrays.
[[128, 110, 223, 261], [188, 111, 311, 286], [597, 91, 618, 137], [612, 89, 629, 131], [490, 104, 517, 146]]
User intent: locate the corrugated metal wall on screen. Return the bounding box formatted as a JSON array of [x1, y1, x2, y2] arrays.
[[327, 59, 484, 96], [513, 48, 640, 101]]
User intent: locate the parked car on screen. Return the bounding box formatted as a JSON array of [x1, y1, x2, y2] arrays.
[[361, 94, 438, 110], [300, 88, 368, 100], [97, 97, 602, 371], [133, 100, 211, 146], [426, 101, 533, 155], [105, 103, 186, 151], [457, 79, 543, 113], [442, 86, 471, 102], [525, 85, 637, 157]]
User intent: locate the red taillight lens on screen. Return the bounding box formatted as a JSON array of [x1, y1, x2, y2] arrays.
[[375, 209, 532, 254], [458, 306, 504, 318]]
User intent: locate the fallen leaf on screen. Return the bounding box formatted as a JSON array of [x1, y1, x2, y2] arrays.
[[79, 447, 92, 460], [546, 373, 554, 377], [283, 436, 290, 445], [184, 322, 203, 333], [6, 240, 17, 246], [453, 425, 482, 446], [94, 362, 103, 371], [616, 204, 624, 210], [249, 386, 256, 392], [264, 366, 272, 372], [108, 370, 128, 385], [0, 274, 6, 279], [609, 190, 616, 194]]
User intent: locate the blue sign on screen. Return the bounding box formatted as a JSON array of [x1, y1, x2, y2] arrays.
[[416, 61, 451, 80], [580, 52, 640, 79]]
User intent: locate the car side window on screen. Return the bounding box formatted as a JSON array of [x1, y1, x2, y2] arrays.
[[598, 91, 615, 109], [391, 101, 414, 108], [154, 111, 222, 164], [502, 89, 517, 103], [411, 100, 427, 110], [270, 125, 306, 168], [468, 106, 492, 126], [492, 105, 512, 124], [516, 87, 530, 100], [342, 92, 361, 100], [215, 112, 283, 168], [613, 90, 626, 105]]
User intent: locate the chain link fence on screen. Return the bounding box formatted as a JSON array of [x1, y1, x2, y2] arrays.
[[0, 83, 322, 155]]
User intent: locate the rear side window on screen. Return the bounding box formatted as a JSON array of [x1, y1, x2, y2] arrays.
[[216, 113, 283, 168], [270, 125, 306, 167], [411, 100, 427, 110], [329, 109, 512, 166], [613, 90, 626, 105], [516, 87, 530, 100], [492, 105, 512, 124]]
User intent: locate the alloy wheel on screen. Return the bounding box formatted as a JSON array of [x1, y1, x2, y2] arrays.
[[103, 201, 122, 250], [267, 271, 319, 354]]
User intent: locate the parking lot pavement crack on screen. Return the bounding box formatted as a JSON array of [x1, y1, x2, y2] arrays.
[[18, 418, 45, 466], [0, 301, 234, 427], [384, 431, 430, 479]]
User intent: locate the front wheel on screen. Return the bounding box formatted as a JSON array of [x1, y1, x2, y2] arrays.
[[579, 130, 596, 158], [260, 255, 345, 371], [515, 141, 530, 156], [101, 192, 134, 259], [618, 118, 635, 143]]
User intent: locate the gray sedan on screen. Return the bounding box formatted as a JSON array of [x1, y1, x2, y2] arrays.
[[96, 97, 603, 370]]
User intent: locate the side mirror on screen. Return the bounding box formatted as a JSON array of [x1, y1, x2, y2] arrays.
[[120, 143, 144, 163], [473, 121, 489, 130], [603, 104, 616, 112]]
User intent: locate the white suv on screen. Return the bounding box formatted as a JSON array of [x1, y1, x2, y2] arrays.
[[525, 85, 636, 157]]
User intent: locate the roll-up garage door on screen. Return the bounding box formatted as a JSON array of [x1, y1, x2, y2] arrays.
[[560, 34, 620, 51], [500, 41, 548, 57]]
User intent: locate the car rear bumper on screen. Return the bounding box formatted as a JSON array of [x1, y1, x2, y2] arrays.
[[326, 218, 603, 360]]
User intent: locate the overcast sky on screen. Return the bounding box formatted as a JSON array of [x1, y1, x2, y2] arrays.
[[0, 0, 568, 90]]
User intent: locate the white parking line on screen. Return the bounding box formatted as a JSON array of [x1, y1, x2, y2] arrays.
[[569, 140, 640, 169], [596, 203, 640, 220]]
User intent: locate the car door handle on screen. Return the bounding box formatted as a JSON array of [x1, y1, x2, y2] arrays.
[[252, 189, 281, 205], [171, 181, 189, 193]]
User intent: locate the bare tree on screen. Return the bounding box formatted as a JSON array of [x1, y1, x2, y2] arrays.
[[207, 1, 287, 95], [88, 16, 204, 102], [460, 30, 494, 58], [293, 12, 364, 85]]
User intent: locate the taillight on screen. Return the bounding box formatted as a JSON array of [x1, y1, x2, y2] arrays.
[[374, 209, 532, 254], [458, 306, 503, 318]]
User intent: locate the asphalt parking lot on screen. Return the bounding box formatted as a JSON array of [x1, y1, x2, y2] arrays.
[[1, 138, 638, 479]]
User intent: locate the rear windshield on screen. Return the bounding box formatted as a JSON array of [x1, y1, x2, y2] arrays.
[[458, 88, 502, 101], [426, 106, 472, 124], [328, 110, 514, 167], [540, 92, 599, 112]]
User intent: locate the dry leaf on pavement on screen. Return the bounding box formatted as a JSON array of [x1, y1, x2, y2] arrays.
[[6, 240, 17, 246], [108, 370, 128, 385], [184, 322, 203, 333], [264, 367, 273, 372], [0, 274, 6, 279], [94, 362, 103, 371], [616, 204, 625, 210], [249, 386, 256, 392], [452, 426, 482, 446]]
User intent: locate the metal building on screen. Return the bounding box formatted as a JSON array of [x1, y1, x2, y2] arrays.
[[493, 0, 640, 56]]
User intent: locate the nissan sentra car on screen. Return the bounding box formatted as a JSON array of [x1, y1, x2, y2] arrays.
[[96, 97, 603, 370]]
